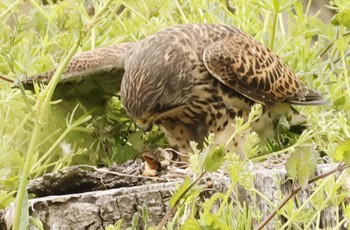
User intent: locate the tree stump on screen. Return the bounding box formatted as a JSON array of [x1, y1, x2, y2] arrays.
[[0, 163, 345, 229]]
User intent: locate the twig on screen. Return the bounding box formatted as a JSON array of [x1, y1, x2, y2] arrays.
[[333, 52, 350, 65], [256, 163, 349, 230], [78, 164, 183, 182], [319, 31, 350, 58], [0, 75, 14, 83], [156, 207, 176, 230]]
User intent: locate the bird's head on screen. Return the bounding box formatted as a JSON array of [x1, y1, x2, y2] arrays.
[[120, 67, 191, 131], [120, 38, 192, 131]]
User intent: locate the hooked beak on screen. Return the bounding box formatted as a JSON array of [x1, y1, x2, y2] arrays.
[[136, 119, 153, 132]]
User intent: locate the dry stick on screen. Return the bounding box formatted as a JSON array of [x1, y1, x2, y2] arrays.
[[79, 164, 184, 182], [333, 53, 350, 65], [0, 75, 14, 83], [256, 163, 349, 230], [156, 207, 177, 230]]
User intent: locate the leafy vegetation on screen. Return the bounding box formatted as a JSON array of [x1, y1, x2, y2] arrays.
[[0, 0, 350, 229]]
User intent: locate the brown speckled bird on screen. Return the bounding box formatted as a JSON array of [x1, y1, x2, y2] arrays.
[[14, 24, 327, 160]]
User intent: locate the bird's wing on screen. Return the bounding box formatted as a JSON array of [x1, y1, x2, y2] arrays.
[[203, 33, 326, 105], [14, 42, 135, 102]]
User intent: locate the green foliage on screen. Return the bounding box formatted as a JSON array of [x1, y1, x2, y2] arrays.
[[0, 0, 349, 229], [170, 177, 193, 208], [204, 145, 226, 172], [29, 216, 44, 230], [105, 219, 123, 230], [198, 213, 231, 230], [181, 217, 201, 230], [331, 10, 350, 29], [285, 146, 316, 189], [334, 139, 350, 164]]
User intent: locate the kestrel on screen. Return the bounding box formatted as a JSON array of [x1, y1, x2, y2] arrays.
[[14, 24, 327, 160]]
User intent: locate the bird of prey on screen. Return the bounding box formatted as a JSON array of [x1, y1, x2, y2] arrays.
[[11, 24, 327, 161]]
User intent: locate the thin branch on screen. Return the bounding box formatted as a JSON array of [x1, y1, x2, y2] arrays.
[[256, 163, 349, 230], [79, 164, 185, 182], [156, 207, 176, 230], [0, 75, 14, 83], [319, 31, 350, 58]]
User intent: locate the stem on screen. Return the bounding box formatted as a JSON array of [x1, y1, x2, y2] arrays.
[[175, 0, 188, 23], [28, 0, 49, 20], [157, 171, 206, 229], [319, 31, 350, 58], [0, 0, 22, 20], [0, 75, 14, 83], [12, 124, 41, 230], [341, 50, 350, 98], [217, 178, 236, 216], [270, 5, 279, 50], [12, 39, 80, 230], [12, 0, 115, 227], [42, 41, 81, 111]]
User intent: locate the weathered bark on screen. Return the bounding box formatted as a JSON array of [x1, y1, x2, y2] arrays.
[[26, 160, 148, 197], [0, 163, 345, 229]]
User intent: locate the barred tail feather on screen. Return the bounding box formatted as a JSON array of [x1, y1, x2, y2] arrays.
[[288, 89, 329, 106]]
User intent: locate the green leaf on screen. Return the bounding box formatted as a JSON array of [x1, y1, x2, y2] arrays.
[[128, 130, 145, 152], [285, 146, 316, 189], [297, 165, 313, 190], [344, 204, 350, 220], [343, 150, 350, 165], [334, 36, 348, 53], [334, 140, 350, 165], [204, 213, 231, 230], [105, 220, 123, 230], [331, 10, 350, 29], [142, 203, 149, 228], [204, 145, 225, 172], [170, 177, 192, 207], [0, 190, 16, 209], [202, 193, 226, 215], [272, 0, 280, 12], [285, 152, 298, 178], [131, 212, 139, 229], [333, 93, 348, 110], [29, 216, 44, 230], [181, 217, 201, 230]]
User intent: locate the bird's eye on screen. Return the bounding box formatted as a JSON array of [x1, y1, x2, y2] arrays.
[[153, 103, 162, 112]]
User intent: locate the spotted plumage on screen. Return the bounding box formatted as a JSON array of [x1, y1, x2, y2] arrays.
[[120, 24, 326, 159], [14, 24, 327, 160]]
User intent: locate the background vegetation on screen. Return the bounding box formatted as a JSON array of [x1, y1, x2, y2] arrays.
[[0, 0, 349, 229]]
